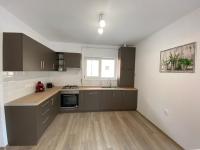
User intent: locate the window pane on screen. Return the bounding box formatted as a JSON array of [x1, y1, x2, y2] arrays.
[[101, 59, 115, 78], [86, 60, 99, 77]]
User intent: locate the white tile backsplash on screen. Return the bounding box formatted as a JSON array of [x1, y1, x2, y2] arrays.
[[3, 72, 49, 103], [82, 79, 117, 87], [48, 69, 117, 87], [48, 69, 82, 86]]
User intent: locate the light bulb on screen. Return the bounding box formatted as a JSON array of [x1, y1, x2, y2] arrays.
[[98, 28, 103, 34], [99, 19, 106, 28]]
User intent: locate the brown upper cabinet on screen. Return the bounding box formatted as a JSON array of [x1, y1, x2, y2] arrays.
[[64, 53, 81, 68], [118, 47, 136, 87], [3, 33, 56, 71], [56, 52, 81, 71]]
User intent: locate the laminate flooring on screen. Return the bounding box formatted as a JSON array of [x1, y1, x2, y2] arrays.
[[1, 111, 183, 150]]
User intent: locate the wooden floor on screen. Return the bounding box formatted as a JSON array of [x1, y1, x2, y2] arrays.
[[1, 111, 182, 150]]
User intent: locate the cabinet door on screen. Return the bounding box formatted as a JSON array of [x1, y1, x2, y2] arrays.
[[120, 47, 135, 70], [100, 90, 123, 111], [23, 35, 43, 71], [23, 35, 56, 71], [64, 53, 81, 68], [100, 90, 113, 110], [43, 48, 56, 71], [5, 106, 38, 145], [120, 90, 137, 110], [51, 52, 57, 71], [81, 90, 101, 111], [111, 90, 125, 110], [119, 70, 135, 87], [3, 33, 23, 71], [100, 90, 137, 111], [118, 47, 135, 87]]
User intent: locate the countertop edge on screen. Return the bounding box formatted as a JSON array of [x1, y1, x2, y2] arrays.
[[5, 87, 62, 107]]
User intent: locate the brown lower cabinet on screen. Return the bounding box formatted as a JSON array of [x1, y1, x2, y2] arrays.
[[79, 90, 137, 111], [5, 89, 137, 146], [5, 92, 60, 146]]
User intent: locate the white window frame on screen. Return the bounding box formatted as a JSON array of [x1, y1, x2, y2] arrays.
[[84, 58, 101, 79], [84, 57, 116, 80]]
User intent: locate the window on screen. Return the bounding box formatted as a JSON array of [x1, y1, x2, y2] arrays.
[[101, 59, 115, 78], [85, 58, 115, 79], [86, 59, 99, 77]]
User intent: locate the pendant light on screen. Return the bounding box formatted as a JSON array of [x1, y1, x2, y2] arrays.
[[97, 13, 106, 35], [99, 14, 106, 28], [98, 28, 103, 34]]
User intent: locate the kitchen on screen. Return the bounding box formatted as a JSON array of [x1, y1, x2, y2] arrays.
[[0, 0, 200, 150]]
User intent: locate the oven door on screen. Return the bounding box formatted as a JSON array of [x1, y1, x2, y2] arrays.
[[61, 94, 79, 108]]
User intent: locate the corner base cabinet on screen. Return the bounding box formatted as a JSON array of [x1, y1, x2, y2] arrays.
[[5, 92, 60, 146]]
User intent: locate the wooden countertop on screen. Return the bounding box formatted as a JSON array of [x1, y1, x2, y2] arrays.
[[5, 87, 63, 106], [79, 87, 137, 91], [5, 86, 137, 107]]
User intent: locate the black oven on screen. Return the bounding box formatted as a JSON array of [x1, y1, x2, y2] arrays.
[[61, 91, 79, 108]]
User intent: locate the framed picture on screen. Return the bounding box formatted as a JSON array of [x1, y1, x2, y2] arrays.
[[160, 42, 196, 73]]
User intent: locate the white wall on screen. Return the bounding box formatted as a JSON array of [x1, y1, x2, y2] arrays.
[[135, 8, 200, 149], [0, 5, 52, 146]]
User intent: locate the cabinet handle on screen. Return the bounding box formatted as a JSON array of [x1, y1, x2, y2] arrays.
[[51, 98, 54, 105], [53, 64, 55, 70], [41, 101, 49, 108], [41, 108, 50, 116], [42, 116, 49, 125], [88, 92, 97, 95], [43, 61, 45, 69], [40, 61, 43, 69]]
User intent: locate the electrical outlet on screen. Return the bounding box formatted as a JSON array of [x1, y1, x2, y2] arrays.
[[163, 108, 169, 116]]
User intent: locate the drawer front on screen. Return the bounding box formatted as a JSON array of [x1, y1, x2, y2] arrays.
[[49, 96, 56, 121], [37, 93, 60, 138], [38, 113, 50, 137], [38, 99, 51, 136], [39, 99, 50, 114]]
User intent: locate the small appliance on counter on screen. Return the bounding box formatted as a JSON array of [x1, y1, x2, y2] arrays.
[[46, 82, 54, 88], [35, 81, 45, 92]]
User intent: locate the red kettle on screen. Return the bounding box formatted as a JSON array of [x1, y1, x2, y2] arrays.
[[35, 81, 45, 92]]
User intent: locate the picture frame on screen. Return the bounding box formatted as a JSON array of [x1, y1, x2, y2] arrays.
[[160, 42, 196, 73]]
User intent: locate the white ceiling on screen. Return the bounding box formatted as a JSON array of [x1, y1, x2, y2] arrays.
[[0, 0, 200, 45]]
